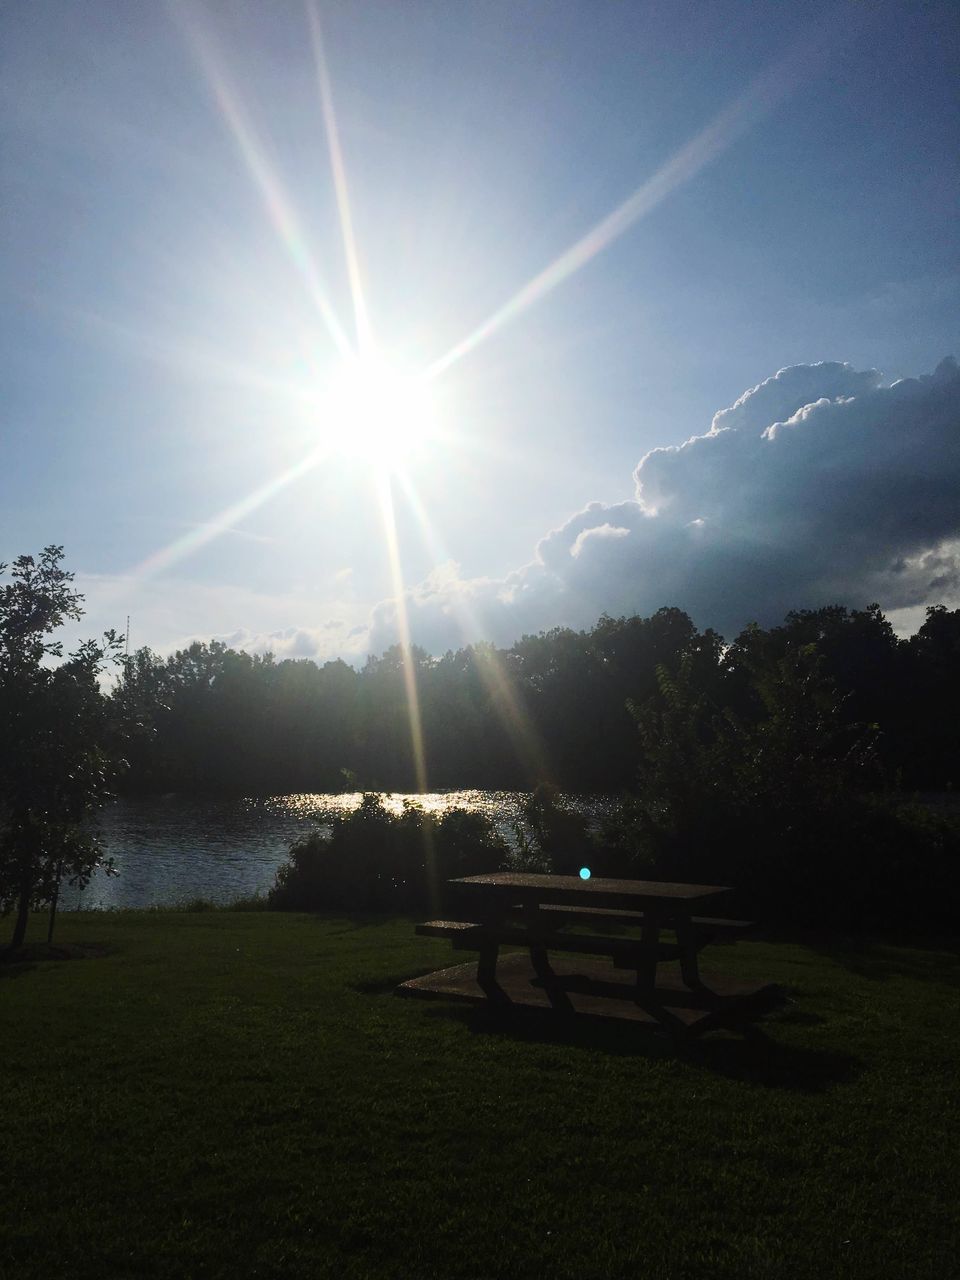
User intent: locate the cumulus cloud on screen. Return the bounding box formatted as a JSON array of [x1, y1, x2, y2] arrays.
[[369, 356, 960, 651], [570, 524, 631, 558], [66, 573, 369, 667], [211, 623, 368, 663]]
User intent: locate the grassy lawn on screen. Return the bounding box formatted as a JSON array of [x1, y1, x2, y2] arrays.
[[1, 912, 957, 1280]]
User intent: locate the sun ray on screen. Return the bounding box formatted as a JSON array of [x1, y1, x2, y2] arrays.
[[393, 470, 552, 783], [374, 470, 429, 794], [173, 4, 352, 358], [307, 1, 372, 354], [129, 443, 330, 583], [41, 298, 322, 407], [427, 19, 838, 380], [374, 468, 444, 910]]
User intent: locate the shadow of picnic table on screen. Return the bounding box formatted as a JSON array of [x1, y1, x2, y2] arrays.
[[417, 999, 861, 1093]]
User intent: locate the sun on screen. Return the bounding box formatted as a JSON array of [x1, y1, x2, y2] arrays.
[[318, 353, 438, 465]]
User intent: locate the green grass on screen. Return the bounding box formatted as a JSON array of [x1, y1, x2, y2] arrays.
[[1, 913, 957, 1280]]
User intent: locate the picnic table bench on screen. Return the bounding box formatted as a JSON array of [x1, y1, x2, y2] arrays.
[[396, 872, 780, 1041]]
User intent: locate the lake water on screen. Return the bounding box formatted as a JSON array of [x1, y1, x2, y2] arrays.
[[60, 791, 603, 911]]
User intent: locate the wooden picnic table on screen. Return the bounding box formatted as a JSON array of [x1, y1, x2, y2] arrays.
[[397, 871, 781, 1042], [449, 871, 734, 991]]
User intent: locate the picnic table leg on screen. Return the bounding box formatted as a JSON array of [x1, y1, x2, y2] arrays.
[[477, 938, 500, 987], [521, 901, 576, 1011], [522, 901, 553, 981], [635, 918, 661, 995], [471, 898, 505, 989], [674, 913, 704, 990]]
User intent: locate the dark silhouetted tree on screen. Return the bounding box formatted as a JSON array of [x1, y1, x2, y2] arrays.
[[0, 547, 123, 952]]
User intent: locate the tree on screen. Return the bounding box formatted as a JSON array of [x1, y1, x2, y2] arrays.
[[727, 604, 909, 783], [0, 547, 123, 953], [906, 605, 960, 789], [625, 633, 885, 920]]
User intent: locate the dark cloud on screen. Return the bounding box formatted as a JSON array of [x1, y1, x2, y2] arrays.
[[369, 357, 960, 651]]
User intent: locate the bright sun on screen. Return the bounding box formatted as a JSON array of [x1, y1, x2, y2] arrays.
[[318, 354, 438, 465]]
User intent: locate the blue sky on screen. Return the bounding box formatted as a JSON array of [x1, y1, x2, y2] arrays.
[[2, 0, 958, 661]]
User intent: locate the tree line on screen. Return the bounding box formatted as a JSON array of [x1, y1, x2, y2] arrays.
[[4, 546, 960, 950], [115, 601, 960, 797]]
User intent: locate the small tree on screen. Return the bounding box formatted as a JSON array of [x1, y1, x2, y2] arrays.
[[0, 547, 123, 953], [625, 639, 881, 915]]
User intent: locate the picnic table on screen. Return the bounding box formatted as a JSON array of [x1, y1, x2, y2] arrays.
[[396, 871, 781, 1041]]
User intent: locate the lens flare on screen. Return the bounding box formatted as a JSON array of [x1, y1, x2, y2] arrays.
[[428, 15, 842, 380], [307, 0, 371, 354], [174, 5, 351, 357], [374, 470, 428, 795], [392, 471, 552, 783], [130, 444, 330, 583]]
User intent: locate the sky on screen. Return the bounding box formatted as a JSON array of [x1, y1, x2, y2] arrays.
[[2, 0, 958, 665]]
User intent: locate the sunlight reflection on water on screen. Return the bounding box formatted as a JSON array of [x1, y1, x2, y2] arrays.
[[62, 791, 611, 911]]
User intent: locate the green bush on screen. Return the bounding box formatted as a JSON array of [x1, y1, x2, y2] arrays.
[[507, 785, 646, 879], [617, 645, 960, 931], [509, 784, 589, 874], [268, 794, 509, 913]]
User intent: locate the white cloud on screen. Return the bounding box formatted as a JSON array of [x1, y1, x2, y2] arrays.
[[66, 356, 959, 665], [368, 356, 960, 652], [211, 624, 367, 663], [570, 524, 630, 558], [66, 572, 368, 665]]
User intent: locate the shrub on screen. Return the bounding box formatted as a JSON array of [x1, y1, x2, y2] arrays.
[[618, 645, 960, 931], [511, 785, 589, 875], [226, 894, 269, 912], [268, 795, 509, 913]]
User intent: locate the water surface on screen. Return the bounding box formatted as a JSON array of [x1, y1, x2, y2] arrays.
[[62, 791, 589, 910]]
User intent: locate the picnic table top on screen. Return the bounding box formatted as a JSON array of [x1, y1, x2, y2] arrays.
[[449, 872, 732, 908]]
